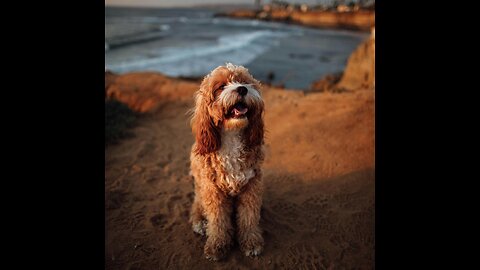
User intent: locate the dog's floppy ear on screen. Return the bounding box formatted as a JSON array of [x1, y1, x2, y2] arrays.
[[244, 101, 264, 148], [191, 92, 221, 155]]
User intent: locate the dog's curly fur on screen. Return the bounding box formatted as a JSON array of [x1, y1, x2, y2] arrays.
[[189, 63, 265, 261]]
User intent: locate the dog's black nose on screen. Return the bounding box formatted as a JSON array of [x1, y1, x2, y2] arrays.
[[237, 86, 248, 96]]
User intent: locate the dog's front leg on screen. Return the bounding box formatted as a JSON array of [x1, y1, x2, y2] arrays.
[[202, 184, 233, 261], [236, 174, 264, 257]]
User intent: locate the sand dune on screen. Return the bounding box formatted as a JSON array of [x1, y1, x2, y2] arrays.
[[105, 68, 374, 269]]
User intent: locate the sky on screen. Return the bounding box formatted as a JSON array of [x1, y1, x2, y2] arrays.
[[105, 0, 335, 8]]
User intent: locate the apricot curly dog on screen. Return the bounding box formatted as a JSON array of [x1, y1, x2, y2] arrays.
[[189, 63, 265, 261]]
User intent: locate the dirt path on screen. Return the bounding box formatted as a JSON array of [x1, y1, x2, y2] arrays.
[[105, 73, 374, 269]]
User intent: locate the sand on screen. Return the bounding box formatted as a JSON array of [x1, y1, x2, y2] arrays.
[[105, 71, 374, 269]]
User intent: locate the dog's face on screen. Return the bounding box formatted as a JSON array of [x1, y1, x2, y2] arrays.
[[191, 63, 264, 155]]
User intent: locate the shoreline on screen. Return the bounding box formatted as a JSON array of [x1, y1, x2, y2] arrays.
[[216, 9, 374, 32], [105, 29, 374, 96]]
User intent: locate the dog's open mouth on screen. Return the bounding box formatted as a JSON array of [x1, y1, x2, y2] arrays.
[[227, 102, 248, 119]]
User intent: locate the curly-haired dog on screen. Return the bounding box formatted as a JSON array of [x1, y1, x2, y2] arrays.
[[189, 63, 265, 261]]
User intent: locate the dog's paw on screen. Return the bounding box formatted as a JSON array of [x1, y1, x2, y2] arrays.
[[192, 220, 207, 236], [244, 244, 263, 257], [240, 233, 264, 257], [204, 237, 230, 261]]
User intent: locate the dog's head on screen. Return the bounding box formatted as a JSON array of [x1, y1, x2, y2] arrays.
[[191, 63, 264, 155]]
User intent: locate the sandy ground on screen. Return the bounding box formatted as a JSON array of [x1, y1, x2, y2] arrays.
[[105, 72, 374, 269]]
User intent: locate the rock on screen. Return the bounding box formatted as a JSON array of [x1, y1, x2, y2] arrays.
[[336, 35, 375, 91], [310, 72, 343, 92], [310, 32, 375, 92]]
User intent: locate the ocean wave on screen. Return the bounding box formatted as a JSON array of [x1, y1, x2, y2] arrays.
[[106, 30, 289, 76], [212, 18, 284, 29], [107, 16, 204, 25], [159, 24, 170, 31]]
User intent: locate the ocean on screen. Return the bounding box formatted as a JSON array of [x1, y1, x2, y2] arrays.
[[105, 7, 368, 90]]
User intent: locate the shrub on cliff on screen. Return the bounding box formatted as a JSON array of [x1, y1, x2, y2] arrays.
[[105, 99, 137, 146], [310, 72, 343, 92]]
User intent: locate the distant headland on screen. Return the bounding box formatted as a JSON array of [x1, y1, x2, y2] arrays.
[[215, 1, 375, 31]]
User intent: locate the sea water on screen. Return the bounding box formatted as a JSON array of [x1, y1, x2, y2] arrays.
[[105, 7, 368, 89]]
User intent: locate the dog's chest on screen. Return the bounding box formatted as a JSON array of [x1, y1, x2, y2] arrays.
[[217, 131, 255, 195]]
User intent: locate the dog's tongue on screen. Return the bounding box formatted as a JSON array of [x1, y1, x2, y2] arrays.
[[233, 104, 248, 116]]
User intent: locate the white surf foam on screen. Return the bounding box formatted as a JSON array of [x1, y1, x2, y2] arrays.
[[106, 30, 289, 76]]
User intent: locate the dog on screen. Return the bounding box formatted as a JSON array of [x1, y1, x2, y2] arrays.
[[189, 63, 265, 261]]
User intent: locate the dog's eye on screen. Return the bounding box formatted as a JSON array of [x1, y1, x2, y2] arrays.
[[214, 84, 225, 96]]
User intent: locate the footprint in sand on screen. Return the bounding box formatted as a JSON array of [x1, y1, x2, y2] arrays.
[[261, 206, 295, 235], [167, 195, 183, 213], [270, 200, 301, 220], [279, 244, 333, 270], [302, 195, 329, 211], [106, 190, 128, 210], [129, 211, 146, 230], [150, 214, 167, 228]]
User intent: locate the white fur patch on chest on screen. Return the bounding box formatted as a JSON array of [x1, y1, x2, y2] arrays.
[[218, 130, 255, 195]]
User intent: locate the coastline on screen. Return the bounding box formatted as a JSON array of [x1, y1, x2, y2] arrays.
[[311, 31, 375, 92], [216, 9, 375, 31], [106, 7, 369, 89], [105, 30, 375, 111]]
